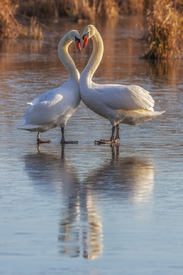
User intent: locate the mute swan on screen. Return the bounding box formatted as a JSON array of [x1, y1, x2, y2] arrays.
[[19, 30, 81, 144], [80, 25, 165, 145]]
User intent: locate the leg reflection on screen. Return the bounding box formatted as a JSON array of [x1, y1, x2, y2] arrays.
[[58, 164, 103, 259], [82, 194, 103, 259]]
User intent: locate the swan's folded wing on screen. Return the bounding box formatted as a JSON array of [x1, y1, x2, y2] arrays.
[[23, 91, 69, 125], [95, 84, 154, 111], [27, 88, 56, 107]]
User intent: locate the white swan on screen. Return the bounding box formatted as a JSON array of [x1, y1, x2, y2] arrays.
[[19, 30, 81, 144], [80, 25, 165, 144]]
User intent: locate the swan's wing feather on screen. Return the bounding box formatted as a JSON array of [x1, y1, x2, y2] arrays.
[[23, 86, 72, 125], [27, 87, 60, 107], [95, 84, 154, 111]]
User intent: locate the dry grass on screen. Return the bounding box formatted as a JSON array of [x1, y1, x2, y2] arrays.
[[18, 0, 119, 20], [144, 0, 183, 59], [98, 0, 119, 18], [18, 0, 57, 18], [1, 0, 183, 43], [59, 0, 95, 20], [29, 17, 44, 40], [0, 0, 43, 39], [17, 0, 152, 19], [118, 0, 144, 15], [0, 0, 21, 38], [55, 0, 119, 21]]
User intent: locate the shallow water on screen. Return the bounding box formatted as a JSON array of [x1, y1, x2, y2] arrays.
[[0, 16, 183, 274]]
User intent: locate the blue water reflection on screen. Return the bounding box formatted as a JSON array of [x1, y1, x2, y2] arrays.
[[22, 145, 154, 262]]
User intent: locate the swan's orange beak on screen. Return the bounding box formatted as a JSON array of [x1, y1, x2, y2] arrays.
[[83, 36, 88, 48], [75, 40, 81, 51]]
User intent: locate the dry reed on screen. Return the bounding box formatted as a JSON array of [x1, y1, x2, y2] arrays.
[[2, 0, 183, 43], [0, 0, 44, 39], [18, 0, 57, 18], [29, 17, 44, 40], [18, 0, 119, 20], [0, 0, 21, 38], [17, 0, 156, 19], [118, 0, 144, 15], [144, 0, 183, 59]]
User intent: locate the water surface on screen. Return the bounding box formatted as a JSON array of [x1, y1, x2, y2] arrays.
[[0, 16, 183, 275]]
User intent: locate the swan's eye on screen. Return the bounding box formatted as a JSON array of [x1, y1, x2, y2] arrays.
[[75, 36, 80, 43], [83, 32, 89, 40]]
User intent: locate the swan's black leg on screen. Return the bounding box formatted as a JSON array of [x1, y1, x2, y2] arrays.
[[110, 126, 115, 141], [37, 131, 51, 143], [61, 127, 65, 143], [60, 127, 78, 144], [115, 124, 120, 141]]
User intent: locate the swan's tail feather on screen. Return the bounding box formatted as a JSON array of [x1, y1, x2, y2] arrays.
[[118, 109, 166, 125], [151, 110, 166, 116]]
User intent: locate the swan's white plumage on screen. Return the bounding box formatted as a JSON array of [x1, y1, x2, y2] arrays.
[[80, 25, 165, 132], [90, 83, 154, 111], [22, 83, 76, 127], [19, 30, 81, 140]]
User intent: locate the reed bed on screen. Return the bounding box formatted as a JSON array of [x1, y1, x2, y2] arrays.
[[18, 0, 119, 20], [144, 0, 183, 59], [0, 0, 20, 39], [0, 0, 43, 39], [118, 0, 144, 15], [1, 0, 183, 47], [17, 0, 147, 20], [29, 17, 44, 40]]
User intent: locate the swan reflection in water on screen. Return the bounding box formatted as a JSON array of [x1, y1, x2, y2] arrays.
[[24, 145, 78, 195], [23, 145, 103, 259], [84, 145, 154, 204], [58, 185, 103, 259], [23, 145, 154, 260]]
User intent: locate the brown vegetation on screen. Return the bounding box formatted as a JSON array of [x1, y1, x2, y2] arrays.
[[18, 0, 119, 20], [29, 17, 44, 40], [1, 0, 183, 51], [18, 0, 58, 19], [0, 0, 20, 38], [0, 0, 43, 39], [144, 0, 183, 59], [16, 0, 148, 20], [118, 0, 144, 15]]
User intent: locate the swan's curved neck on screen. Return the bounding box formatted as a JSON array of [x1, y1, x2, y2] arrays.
[[58, 34, 79, 81], [81, 29, 104, 81]]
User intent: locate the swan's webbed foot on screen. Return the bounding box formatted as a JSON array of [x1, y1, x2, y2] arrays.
[[37, 132, 51, 144], [60, 140, 78, 145], [94, 125, 120, 145], [60, 127, 78, 145], [37, 138, 51, 143], [94, 139, 119, 145]]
